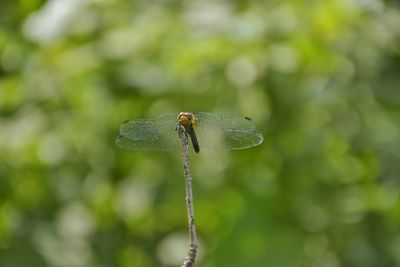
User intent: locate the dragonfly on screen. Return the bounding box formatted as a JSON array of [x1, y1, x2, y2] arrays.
[[115, 112, 263, 153]]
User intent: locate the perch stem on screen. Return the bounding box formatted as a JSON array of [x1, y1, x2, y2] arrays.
[[178, 125, 198, 267]]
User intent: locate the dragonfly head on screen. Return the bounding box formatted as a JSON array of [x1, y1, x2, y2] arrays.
[[178, 112, 195, 126]]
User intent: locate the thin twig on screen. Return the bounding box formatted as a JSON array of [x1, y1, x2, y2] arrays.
[[178, 125, 198, 267]]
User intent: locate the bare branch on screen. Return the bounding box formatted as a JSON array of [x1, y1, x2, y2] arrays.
[[178, 125, 198, 267]]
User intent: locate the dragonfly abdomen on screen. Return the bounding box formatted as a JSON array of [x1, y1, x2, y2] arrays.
[[186, 126, 200, 153]]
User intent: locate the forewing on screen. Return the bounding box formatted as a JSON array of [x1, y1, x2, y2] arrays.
[[119, 114, 177, 140], [194, 112, 256, 130]]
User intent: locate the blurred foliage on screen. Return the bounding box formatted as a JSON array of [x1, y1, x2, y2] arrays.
[[1, 0, 400, 267]]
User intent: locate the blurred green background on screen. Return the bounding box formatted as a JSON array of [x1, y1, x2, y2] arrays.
[[1, 0, 400, 267]]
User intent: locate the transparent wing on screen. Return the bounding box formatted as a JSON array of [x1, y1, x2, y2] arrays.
[[194, 127, 263, 151], [192, 113, 263, 150], [119, 114, 178, 139], [115, 132, 180, 151], [194, 112, 256, 130], [117, 114, 180, 151]]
